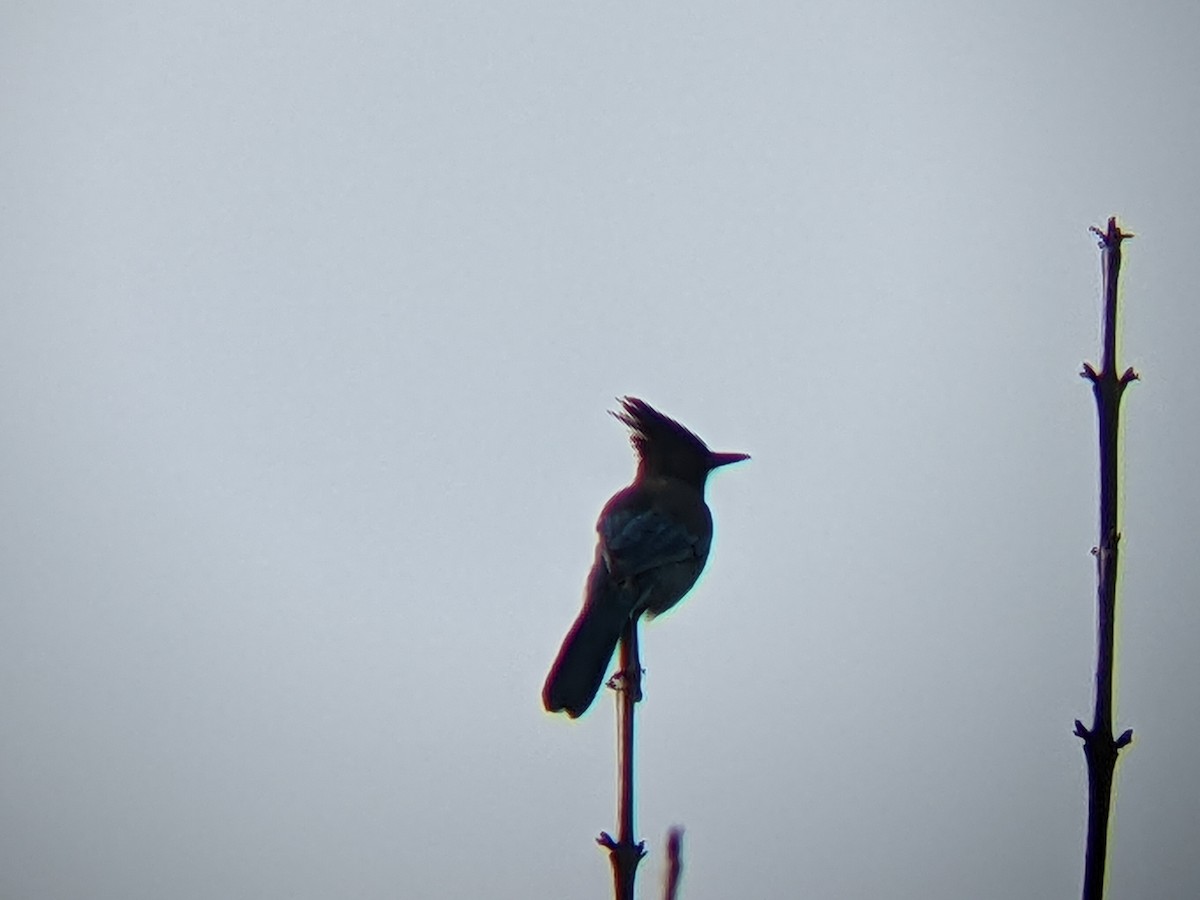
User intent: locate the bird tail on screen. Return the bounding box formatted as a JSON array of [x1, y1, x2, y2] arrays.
[[542, 581, 632, 718]]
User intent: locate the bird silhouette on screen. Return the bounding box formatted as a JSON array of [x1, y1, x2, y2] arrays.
[[542, 397, 747, 717]]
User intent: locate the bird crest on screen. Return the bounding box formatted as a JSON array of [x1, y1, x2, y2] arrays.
[[610, 397, 715, 482]]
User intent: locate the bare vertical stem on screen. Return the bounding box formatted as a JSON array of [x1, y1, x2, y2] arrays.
[[663, 827, 684, 900], [598, 618, 645, 900], [1075, 216, 1137, 900]]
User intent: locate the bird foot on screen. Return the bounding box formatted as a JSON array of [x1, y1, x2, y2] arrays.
[[606, 667, 645, 703]]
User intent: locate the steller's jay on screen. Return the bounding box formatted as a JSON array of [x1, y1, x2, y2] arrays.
[[542, 397, 747, 717]]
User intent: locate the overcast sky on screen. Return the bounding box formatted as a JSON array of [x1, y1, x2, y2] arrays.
[[3, 3, 1199, 898]]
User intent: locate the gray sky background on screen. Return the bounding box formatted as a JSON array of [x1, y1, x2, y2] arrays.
[[3, 3, 1199, 898]]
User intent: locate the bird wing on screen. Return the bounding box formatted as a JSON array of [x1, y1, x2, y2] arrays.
[[598, 506, 700, 581]]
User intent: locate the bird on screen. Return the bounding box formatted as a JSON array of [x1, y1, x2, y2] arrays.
[[542, 397, 748, 718]]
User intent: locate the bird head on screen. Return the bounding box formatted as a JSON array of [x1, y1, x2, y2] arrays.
[[611, 397, 749, 487]]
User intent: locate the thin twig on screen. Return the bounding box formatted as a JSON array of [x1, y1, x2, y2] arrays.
[[1075, 216, 1137, 900], [598, 618, 646, 900], [664, 827, 684, 900]]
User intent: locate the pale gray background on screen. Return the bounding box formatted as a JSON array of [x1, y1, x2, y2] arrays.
[[2, 3, 1198, 898]]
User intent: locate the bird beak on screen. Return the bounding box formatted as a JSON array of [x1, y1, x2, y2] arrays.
[[707, 451, 750, 470]]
